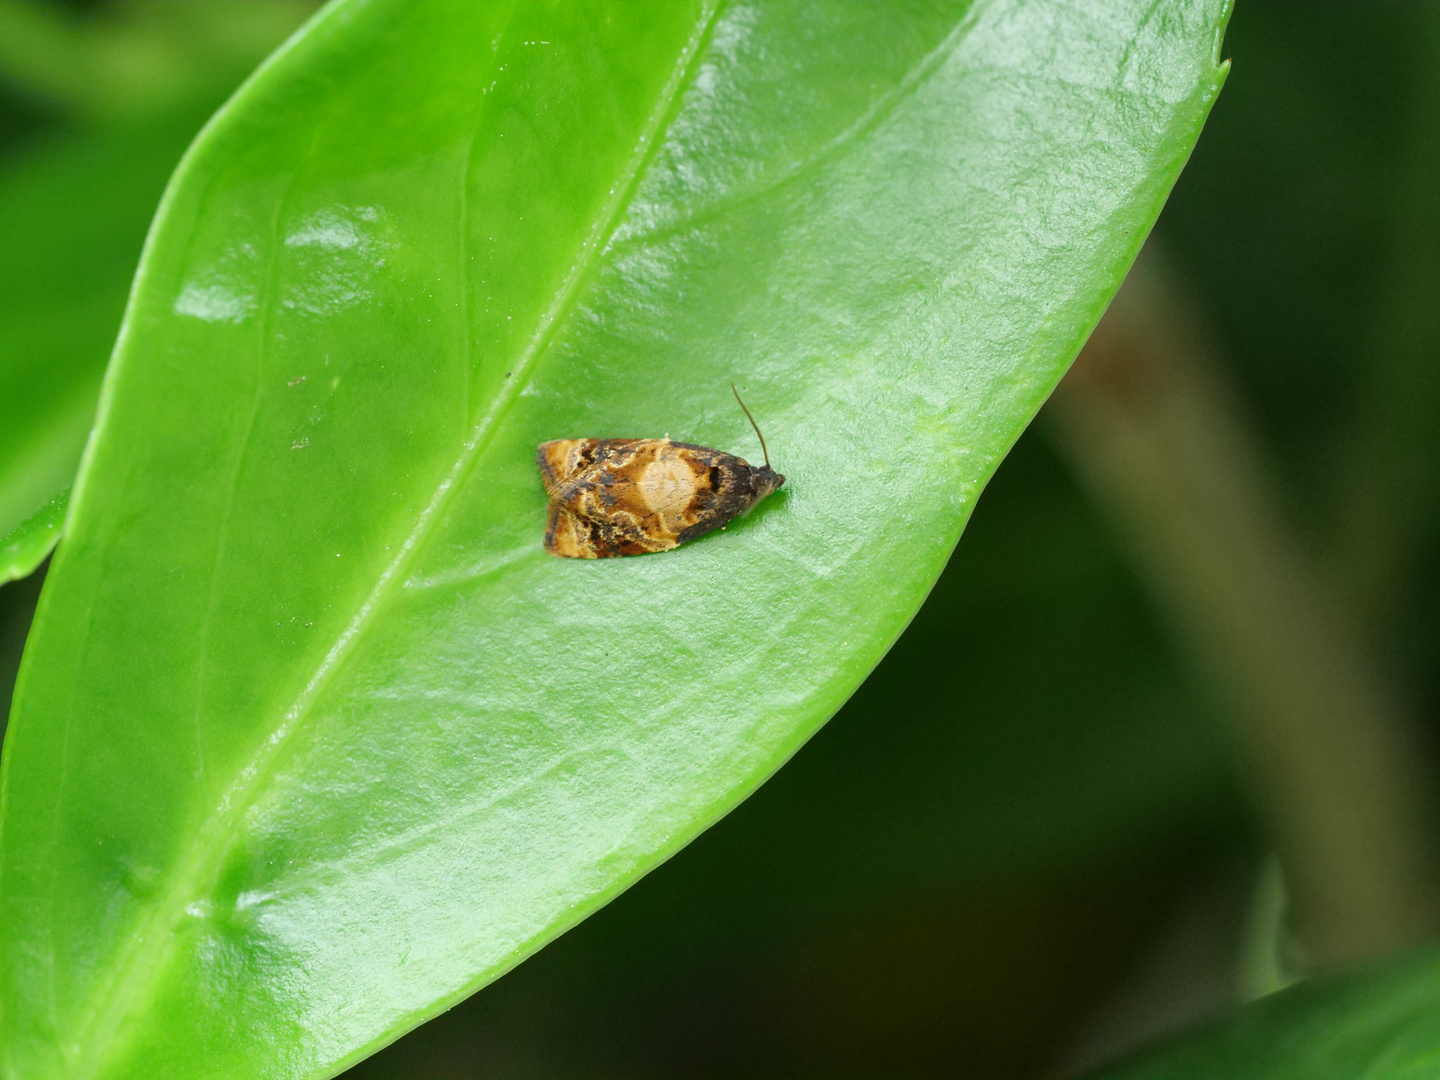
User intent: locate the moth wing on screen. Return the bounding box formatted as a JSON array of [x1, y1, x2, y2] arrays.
[[634, 446, 749, 523], [619, 443, 710, 510], [537, 439, 603, 494], [545, 501, 680, 558], [540, 439, 724, 558], [544, 501, 597, 559]]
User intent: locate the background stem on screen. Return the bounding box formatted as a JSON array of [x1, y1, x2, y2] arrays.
[[1048, 244, 1439, 968]]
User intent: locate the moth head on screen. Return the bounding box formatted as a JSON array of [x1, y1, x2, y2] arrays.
[[753, 465, 785, 503], [731, 382, 783, 505]]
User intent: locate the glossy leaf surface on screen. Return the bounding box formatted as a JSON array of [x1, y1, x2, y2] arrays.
[[0, 1, 1230, 1077], [0, 488, 66, 584], [1099, 946, 1440, 1080]]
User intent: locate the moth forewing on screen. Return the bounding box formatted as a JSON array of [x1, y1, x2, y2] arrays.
[[536, 394, 785, 559]]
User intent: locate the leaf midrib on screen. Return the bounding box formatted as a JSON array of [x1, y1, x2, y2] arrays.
[[64, 2, 726, 1074]]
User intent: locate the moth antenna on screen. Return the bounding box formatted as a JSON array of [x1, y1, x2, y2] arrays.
[[731, 381, 771, 469]]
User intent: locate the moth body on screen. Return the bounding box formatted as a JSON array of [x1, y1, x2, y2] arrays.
[[537, 437, 783, 558]]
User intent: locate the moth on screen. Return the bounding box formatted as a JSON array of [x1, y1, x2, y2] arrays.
[[537, 386, 785, 559]]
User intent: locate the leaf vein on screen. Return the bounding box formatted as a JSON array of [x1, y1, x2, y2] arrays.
[[609, 0, 986, 256], [65, 4, 729, 1072]]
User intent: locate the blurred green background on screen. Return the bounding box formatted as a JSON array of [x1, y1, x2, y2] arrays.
[[2, 1, 1438, 1076]]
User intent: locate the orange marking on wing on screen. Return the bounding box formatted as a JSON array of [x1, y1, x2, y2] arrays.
[[544, 502, 597, 559], [537, 439, 598, 494]]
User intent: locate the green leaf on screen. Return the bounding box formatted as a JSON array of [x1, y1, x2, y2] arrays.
[[0, 487, 67, 584], [1096, 946, 1440, 1080], [0, 1, 1230, 1077]]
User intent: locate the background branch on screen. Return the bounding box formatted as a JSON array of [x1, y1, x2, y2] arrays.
[[1048, 244, 1439, 968]]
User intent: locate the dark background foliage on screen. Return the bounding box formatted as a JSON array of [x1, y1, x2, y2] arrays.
[[2, 2, 1437, 1076]]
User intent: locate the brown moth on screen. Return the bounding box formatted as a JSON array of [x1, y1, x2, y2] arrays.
[[537, 385, 785, 559]]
